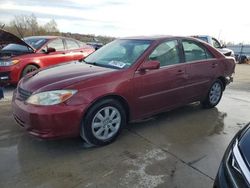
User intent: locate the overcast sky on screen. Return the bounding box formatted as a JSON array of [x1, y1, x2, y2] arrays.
[[0, 0, 250, 43]]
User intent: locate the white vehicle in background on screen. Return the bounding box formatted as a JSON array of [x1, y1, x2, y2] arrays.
[[192, 35, 234, 57]]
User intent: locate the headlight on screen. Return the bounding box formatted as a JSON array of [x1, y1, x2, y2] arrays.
[[0, 60, 19, 66], [26, 90, 77, 106]]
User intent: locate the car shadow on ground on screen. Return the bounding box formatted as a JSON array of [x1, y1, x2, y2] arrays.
[[15, 103, 226, 156]]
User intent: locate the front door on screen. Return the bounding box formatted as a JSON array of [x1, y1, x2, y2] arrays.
[[133, 39, 189, 119], [39, 38, 69, 67]]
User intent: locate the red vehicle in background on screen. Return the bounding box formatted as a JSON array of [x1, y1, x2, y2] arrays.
[[0, 29, 95, 84]]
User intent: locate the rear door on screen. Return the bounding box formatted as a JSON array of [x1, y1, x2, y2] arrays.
[[133, 39, 189, 118], [180, 39, 218, 103]]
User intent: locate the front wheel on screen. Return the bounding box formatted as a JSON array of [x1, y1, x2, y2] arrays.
[[80, 99, 126, 146], [21, 65, 38, 78], [202, 79, 223, 108]]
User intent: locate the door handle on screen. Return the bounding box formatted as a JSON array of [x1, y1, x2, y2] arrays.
[[212, 63, 218, 68], [176, 69, 184, 75]]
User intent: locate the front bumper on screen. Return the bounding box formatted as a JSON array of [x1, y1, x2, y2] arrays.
[[0, 65, 19, 84], [12, 91, 86, 139], [214, 124, 250, 188]]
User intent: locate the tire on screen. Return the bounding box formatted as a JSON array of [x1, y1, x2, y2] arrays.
[[80, 99, 126, 146], [21, 65, 38, 78], [202, 79, 223, 109]]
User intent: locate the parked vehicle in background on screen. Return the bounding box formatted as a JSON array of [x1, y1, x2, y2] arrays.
[[214, 122, 250, 188], [235, 54, 249, 64], [227, 44, 250, 64], [0, 29, 95, 84], [192, 35, 234, 57], [87, 42, 104, 50], [12, 36, 235, 146]]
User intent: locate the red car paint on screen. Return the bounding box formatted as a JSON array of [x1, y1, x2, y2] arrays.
[[0, 30, 95, 84], [12, 36, 235, 139]]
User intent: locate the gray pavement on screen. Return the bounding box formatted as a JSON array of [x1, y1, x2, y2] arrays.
[[0, 64, 249, 188]]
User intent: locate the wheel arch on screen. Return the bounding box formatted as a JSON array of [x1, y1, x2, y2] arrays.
[[217, 76, 226, 90], [20, 63, 40, 79], [84, 94, 130, 123]]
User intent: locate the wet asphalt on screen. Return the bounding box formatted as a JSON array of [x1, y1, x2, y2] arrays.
[[0, 64, 249, 188]]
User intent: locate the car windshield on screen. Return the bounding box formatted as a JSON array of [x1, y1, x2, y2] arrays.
[[24, 37, 48, 49], [84, 39, 152, 69]]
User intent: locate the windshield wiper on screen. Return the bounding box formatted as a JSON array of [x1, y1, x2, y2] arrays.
[[83, 59, 98, 65]]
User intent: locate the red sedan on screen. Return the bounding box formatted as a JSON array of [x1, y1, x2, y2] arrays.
[[12, 36, 235, 146], [0, 29, 95, 84]]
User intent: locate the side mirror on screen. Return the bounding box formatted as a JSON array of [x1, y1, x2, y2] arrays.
[[46, 47, 56, 54], [139, 60, 160, 71]]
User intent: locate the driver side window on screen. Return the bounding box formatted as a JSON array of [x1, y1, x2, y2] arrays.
[[47, 39, 65, 51], [149, 40, 180, 67]]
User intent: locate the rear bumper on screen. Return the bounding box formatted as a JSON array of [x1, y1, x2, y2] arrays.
[[225, 76, 233, 85]]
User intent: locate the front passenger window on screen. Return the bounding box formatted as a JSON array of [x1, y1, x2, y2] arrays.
[[47, 39, 64, 51], [149, 40, 180, 67]]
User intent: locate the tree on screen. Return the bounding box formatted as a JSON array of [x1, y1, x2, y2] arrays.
[[44, 19, 59, 34], [8, 14, 39, 37]]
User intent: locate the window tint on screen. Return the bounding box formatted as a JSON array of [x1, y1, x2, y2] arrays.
[[182, 40, 213, 62], [149, 40, 180, 67], [47, 39, 64, 51], [66, 39, 80, 50]]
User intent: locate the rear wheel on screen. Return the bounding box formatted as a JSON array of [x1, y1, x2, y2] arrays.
[[80, 99, 126, 146], [21, 65, 38, 77], [202, 79, 223, 108]]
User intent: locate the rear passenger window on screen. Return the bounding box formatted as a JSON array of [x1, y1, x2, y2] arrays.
[[47, 39, 64, 51], [149, 40, 180, 67], [182, 40, 213, 62], [66, 40, 80, 50]]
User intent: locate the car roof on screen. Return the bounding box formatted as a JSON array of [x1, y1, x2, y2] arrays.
[[120, 35, 173, 40], [24, 36, 59, 40], [119, 35, 202, 42], [24, 36, 81, 41]]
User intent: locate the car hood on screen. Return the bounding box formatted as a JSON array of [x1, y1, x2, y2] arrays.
[[0, 29, 35, 52], [239, 123, 250, 169], [19, 61, 116, 92]]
